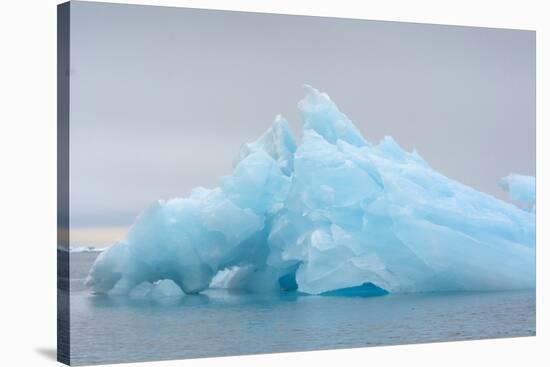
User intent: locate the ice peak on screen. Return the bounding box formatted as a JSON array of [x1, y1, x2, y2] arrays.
[[301, 84, 333, 106], [298, 85, 368, 148], [234, 115, 297, 176]]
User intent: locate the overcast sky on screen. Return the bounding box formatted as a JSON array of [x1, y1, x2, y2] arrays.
[[69, 1, 535, 229]]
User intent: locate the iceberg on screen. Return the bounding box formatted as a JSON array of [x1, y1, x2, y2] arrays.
[[85, 86, 536, 296]]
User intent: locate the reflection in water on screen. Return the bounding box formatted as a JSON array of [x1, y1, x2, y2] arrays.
[[89, 293, 211, 308], [71, 288, 535, 366]]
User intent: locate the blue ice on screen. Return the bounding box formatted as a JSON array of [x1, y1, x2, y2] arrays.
[[86, 86, 536, 296]]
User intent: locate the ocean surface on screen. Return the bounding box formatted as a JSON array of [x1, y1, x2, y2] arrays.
[[67, 252, 535, 366]]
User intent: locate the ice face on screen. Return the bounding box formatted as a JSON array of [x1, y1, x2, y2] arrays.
[[85, 86, 535, 296]]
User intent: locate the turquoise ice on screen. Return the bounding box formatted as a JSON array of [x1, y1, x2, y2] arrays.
[[86, 86, 535, 296]]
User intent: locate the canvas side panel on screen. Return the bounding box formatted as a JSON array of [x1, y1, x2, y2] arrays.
[[57, 2, 71, 365]]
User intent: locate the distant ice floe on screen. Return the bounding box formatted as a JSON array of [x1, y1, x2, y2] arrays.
[[69, 246, 105, 253], [85, 86, 535, 297], [499, 174, 536, 212]]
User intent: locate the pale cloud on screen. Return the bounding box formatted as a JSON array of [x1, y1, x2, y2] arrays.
[[70, 226, 129, 248]]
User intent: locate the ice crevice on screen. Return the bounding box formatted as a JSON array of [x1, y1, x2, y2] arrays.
[[85, 85, 535, 297]]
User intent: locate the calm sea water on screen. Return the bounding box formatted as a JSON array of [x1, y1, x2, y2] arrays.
[[67, 252, 535, 366]]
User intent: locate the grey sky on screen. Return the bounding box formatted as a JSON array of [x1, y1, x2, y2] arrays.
[[69, 1, 535, 228]]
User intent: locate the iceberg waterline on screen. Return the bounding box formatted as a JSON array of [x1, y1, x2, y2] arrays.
[[86, 86, 535, 297]]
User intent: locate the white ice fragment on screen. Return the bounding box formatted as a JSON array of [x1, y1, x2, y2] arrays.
[[151, 279, 184, 299]]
